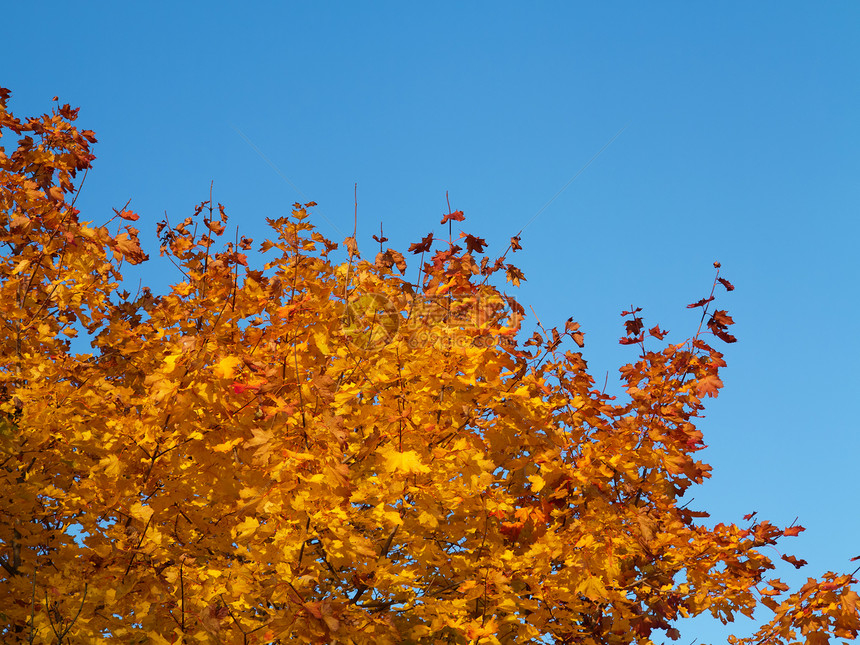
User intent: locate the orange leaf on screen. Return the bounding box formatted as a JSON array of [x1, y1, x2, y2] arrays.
[[696, 375, 723, 398]]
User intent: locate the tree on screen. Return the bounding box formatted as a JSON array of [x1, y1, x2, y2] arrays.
[[1, 88, 858, 645]]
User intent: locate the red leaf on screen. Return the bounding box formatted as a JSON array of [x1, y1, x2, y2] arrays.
[[711, 310, 734, 326], [510, 236, 522, 252], [781, 554, 808, 569], [440, 210, 465, 225], [649, 325, 668, 340], [372, 234, 389, 244], [408, 233, 434, 254], [231, 382, 259, 394], [783, 525, 805, 537], [718, 277, 735, 291], [625, 318, 644, 336], [687, 296, 715, 309], [715, 329, 738, 343], [114, 208, 139, 221], [460, 233, 487, 254]]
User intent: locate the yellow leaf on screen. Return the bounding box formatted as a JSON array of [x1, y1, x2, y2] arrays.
[[212, 437, 244, 453], [234, 516, 259, 540], [99, 454, 122, 477], [313, 330, 331, 354], [527, 474, 545, 493], [173, 281, 194, 296], [418, 510, 439, 528], [213, 356, 242, 380], [576, 576, 607, 601], [130, 502, 153, 523], [384, 449, 430, 474]]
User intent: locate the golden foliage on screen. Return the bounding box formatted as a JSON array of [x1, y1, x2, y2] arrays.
[[1, 87, 858, 644]]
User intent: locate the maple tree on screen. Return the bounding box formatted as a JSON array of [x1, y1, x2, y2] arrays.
[[1, 88, 859, 645]]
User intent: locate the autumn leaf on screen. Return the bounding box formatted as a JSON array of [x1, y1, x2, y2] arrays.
[[234, 516, 260, 540], [649, 325, 668, 340], [460, 232, 487, 254], [383, 449, 431, 474], [440, 209, 465, 225], [113, 230, 149, 264], [130, 502, 154, 523], [343, 235, 358, 257], [710, 310, 734, 327], [696, 374, 724, 398], [625, 317, 644, 336], [213, 356, 242, 379], [113, 207, 140, 221], [781, 554, 808, 569], [687, 296, 715, 308], [505, 263, 525, 287], [408, 232, 434, 254]]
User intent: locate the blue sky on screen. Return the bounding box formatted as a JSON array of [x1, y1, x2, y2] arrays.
[[4, 3, 859, 642]]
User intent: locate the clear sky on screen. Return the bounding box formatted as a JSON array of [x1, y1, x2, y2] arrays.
[[4, 3, 859, 642]]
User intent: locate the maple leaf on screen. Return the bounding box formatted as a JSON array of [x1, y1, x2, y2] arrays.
[[696, 374, 724, 398], [718, 277, 735, 291], [714, 328, 738, 343], [625, 317, 644, 336], [781, 554, 808, 569], [374, 249, 407, 274], [460, 232, 487, 254], [710, 310, 734, 327], [205, 218, 226, 235], [231, 382, 259, 394], [783, 525, 806, 537], [384, 449, 431, 474], [408, 232, 434, 254], [565, 318, 585, 347], [343, 235, 358, 257], [687, 296, 715, 308], [505, 263, 525, 287], [440, 209, 465, 224], [649, 325, 668, 340], [113, 230, 149, 264], [113, 207, 139, 221], [213, 356, 242, 379]]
